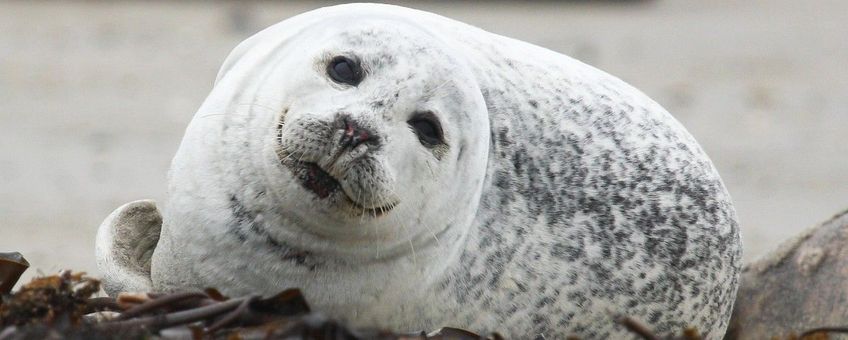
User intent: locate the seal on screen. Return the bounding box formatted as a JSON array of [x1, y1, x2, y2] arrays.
[[96, 3, 742, 338]]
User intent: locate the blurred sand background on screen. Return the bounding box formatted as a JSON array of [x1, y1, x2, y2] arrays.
[[1, 1, 846, 284]]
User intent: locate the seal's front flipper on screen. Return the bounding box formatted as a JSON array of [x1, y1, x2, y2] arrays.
[[95, 200, 161, 295]]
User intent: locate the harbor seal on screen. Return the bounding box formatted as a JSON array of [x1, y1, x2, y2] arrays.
[[96, 3, 742, 338]]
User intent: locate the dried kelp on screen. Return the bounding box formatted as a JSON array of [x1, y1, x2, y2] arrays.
[[0, 270, 98, 327], [2, 250, 845, 339], [0, 263, 501, 339]]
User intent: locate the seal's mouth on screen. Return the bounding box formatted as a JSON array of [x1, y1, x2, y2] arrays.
[[291, 162, 395, 217], [297, 162, 340, 199]]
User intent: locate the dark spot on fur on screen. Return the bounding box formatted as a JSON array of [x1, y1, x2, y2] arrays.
[[228, 195, 316, 270]]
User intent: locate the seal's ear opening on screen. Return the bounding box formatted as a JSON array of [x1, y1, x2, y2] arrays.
[[95, 200, 161, 296]]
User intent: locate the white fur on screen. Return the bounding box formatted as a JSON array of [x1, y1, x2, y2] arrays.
[[153, 3, 489, 323], [95, 200, 159, 294]]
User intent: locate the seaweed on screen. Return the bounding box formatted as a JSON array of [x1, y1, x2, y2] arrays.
[[0, 252, 841, 339]]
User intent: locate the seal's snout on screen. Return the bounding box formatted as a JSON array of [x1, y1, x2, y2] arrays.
[[276, 111, 397, 215], [336, 114, 378, 150]]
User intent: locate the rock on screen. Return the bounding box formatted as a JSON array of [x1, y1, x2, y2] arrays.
[[726, 208, 848, 339], [0, 252, 29, 294]]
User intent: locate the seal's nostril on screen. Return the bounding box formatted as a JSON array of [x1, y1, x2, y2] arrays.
[[339, 115, 373, 149]]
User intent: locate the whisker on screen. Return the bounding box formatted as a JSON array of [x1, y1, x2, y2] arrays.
[[408, 239, 417, 265]]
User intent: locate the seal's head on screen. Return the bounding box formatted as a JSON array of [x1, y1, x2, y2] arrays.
[[166, 12, 489, 261]]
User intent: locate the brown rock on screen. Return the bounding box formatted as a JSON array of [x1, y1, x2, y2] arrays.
[[726, 208, 848, 339], [0, 252, 29, 294]]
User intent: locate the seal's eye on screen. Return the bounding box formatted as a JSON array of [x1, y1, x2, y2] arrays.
[[327, 56, 363, 86], [408, 112, 444, 147]]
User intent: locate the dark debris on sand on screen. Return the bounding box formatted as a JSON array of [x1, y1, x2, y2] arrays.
[[0, 252, 504, 340], [0, 251, 837, 340]]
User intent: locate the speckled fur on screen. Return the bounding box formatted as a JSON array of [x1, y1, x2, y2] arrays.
[[99, 4, 741, 339], [443, 41, 741, 338]]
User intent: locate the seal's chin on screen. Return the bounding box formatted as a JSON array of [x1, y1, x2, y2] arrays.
[[291, 161, 395, 217]]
